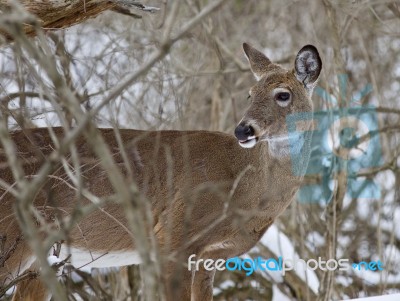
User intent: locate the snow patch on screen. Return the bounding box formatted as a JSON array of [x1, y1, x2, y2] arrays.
[[260, 224, 319, 293], [342, 293, 400, 301]]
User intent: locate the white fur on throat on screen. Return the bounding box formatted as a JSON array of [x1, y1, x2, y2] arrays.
[[261, 133, 305, 158]]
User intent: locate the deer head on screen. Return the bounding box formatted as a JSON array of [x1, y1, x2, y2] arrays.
[[234, 43, 322, 150]]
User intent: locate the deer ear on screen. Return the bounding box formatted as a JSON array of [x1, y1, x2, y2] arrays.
[[294, 45, 322, 90], [243, 43, 272, 81]]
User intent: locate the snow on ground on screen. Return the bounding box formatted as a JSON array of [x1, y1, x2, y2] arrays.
[[259, 224, 320, 293], [272, 284, 291, 301], [342, 293, 400, 301]]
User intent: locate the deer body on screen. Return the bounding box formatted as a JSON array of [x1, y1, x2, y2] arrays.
[[0, 43, 321, 300]]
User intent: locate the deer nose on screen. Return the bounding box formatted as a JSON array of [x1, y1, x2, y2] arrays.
[[234, 123, 255, 141]]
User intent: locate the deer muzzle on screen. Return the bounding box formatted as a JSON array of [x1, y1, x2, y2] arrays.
[[234, 123, 257, 148]]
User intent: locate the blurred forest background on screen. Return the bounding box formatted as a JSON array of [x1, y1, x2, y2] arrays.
[[1, 0, 400, 300]]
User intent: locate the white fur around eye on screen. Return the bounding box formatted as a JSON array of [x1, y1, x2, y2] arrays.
[[273, 88, 292, 107]]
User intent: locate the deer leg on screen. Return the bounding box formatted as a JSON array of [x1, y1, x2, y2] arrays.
[[12, 261, 49, 301], [0, 233, 37, 300], [190, 221, 273, 301], [191, 266, 215, 301], [164, 258, 193, 301]]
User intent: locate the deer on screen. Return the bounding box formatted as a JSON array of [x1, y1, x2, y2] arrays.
[[0, 43, 321, 301]]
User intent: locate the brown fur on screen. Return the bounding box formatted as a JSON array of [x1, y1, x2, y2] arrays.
[[0, 43, 321, 300]]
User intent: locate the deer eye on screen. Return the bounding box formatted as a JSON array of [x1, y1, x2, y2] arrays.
[[276, 92, 290, 101], [274, 89, 292, 107]]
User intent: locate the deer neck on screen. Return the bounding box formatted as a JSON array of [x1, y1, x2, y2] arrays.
[[256, 130, 312, 179], [236, 134, 311, 218]]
